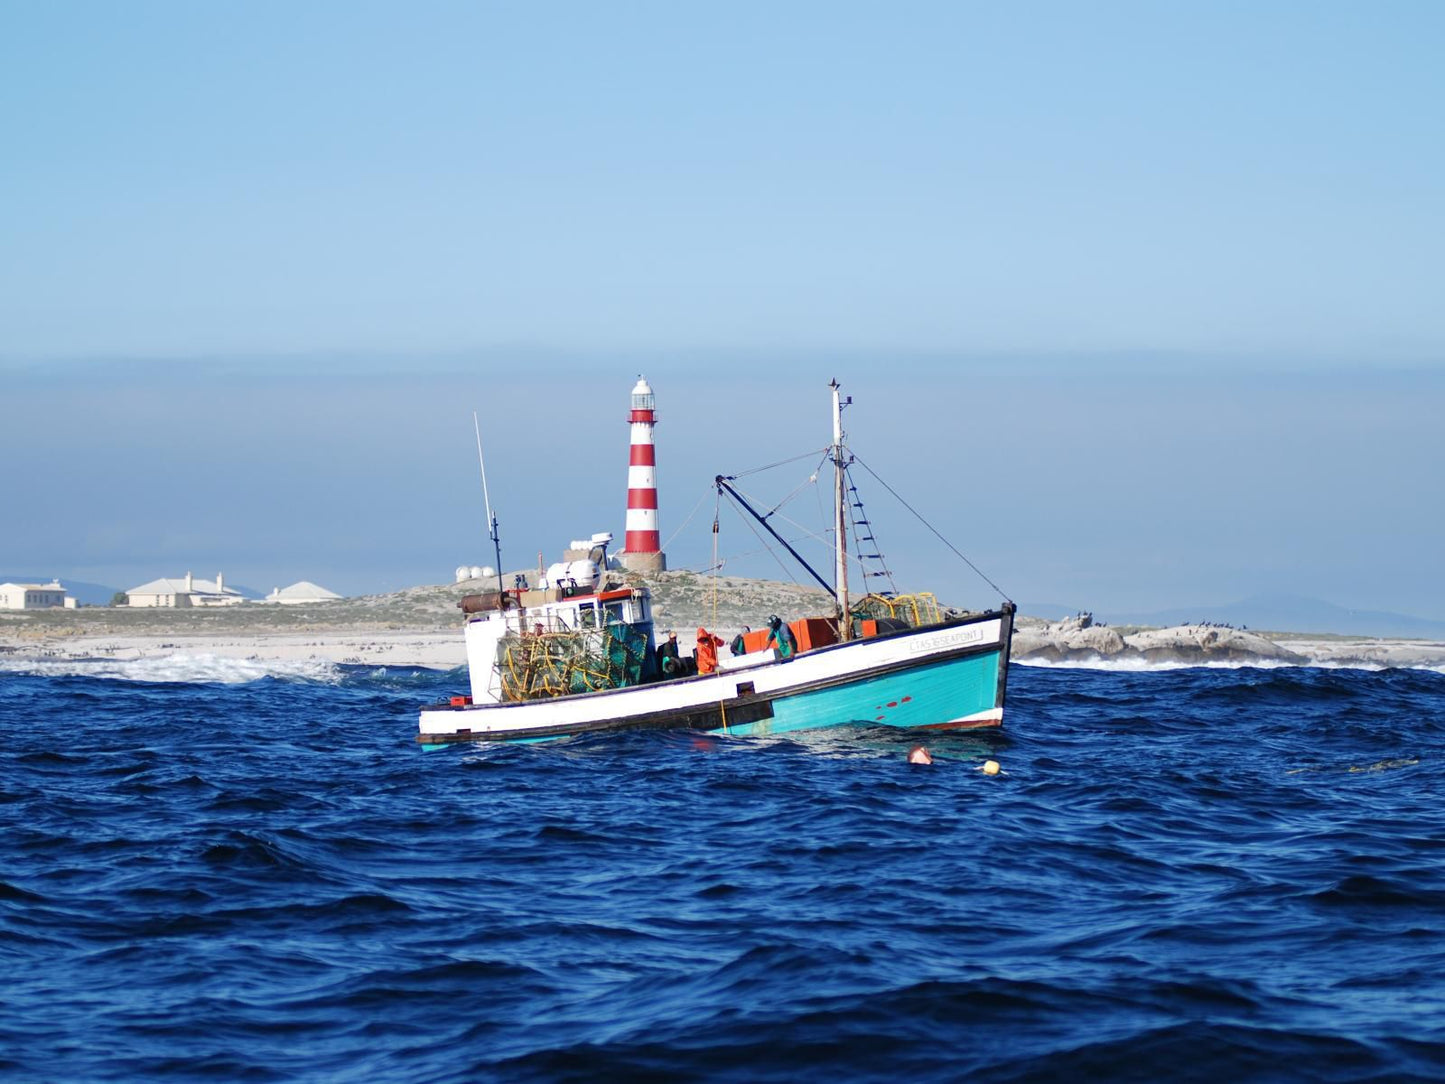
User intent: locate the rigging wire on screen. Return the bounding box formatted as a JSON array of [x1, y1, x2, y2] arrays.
[[813, 461, 828, 535], [716, 487, 806, 586], [757, 450, 831, 520], [705, 439, 1006, 602], [761, 463, 824, 520], [761, 515, 833, 556], [723, 479, 834, 561], [711, 450, 834, 573], [660, 485, 714, 553], [729, 445, 831, 480], [850, 453, 1011, 602], [683, 424, 1009, 607], [717, 461, 885, 590], [706, 538, 813, 567]]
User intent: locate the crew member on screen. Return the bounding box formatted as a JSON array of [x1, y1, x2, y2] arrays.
[[696, 627, 725, 675], [765, 615, 798, 659], [656, 630, 681, 676], [730, 626, 751, 656]]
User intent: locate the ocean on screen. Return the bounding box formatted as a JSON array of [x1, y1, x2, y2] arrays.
[[3, 657, 1445, 1082]]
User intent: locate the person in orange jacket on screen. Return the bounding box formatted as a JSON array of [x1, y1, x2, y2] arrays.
[[695, 627, 725, 675]]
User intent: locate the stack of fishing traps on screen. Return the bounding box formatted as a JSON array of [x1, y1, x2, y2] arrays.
[[497, 624, 653, 700]]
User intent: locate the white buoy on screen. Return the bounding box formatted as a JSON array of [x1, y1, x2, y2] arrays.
[[981, 759, 1001, 775]]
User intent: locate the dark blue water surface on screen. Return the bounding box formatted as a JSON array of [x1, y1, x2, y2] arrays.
[[4, 660, 1445, 1082]]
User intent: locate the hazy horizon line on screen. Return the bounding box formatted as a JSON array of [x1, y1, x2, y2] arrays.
[[5, 344, 1443, 379]]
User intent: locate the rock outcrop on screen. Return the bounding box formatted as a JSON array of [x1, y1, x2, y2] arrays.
[[1123, 625, 1305, 664], [1013, 613, 1127, 662], [1013, 613, 1308, 665]]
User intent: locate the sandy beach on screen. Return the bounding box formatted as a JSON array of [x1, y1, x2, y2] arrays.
[[1, 629, 467, 670]]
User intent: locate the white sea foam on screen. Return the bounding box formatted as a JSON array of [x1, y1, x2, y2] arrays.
[[1018, 656, 1292, 672], [1017, 656, 1445, 674], [0, 653, 342, 685]]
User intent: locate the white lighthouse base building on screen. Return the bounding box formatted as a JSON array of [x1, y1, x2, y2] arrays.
[[619, 551, 667, 574]]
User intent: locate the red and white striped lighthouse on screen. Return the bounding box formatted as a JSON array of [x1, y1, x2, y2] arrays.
[[620, 375, 667, 573]]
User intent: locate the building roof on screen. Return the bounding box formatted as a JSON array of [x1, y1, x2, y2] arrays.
[[269, 581, 342, 602], [126, 577, 242, 596]]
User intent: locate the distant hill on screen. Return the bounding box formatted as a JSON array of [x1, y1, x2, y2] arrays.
[[1100, 594, 1445, 639], [0, 576, 121, 606]]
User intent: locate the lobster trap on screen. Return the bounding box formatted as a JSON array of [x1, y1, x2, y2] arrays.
[[851, 592, 943, 629], [497, 622, 652, 701]]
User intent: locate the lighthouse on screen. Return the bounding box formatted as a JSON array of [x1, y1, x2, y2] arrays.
[[620, 375, 667, 573]]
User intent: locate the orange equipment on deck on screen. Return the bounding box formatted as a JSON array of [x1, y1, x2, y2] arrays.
[[739, 617, 841, 655]]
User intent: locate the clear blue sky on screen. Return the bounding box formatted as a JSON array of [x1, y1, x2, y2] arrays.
[[2, 2, 1442, 617]]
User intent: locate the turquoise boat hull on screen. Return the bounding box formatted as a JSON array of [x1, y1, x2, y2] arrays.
[[720, 647, 1003, 738]]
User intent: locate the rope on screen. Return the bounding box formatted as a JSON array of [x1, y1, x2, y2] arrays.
[[712, 487, 728, 735], [850, 453, 1012, 602], [710, 490, 720, 628]]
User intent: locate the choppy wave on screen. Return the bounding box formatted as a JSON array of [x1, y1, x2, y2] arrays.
[[2, 662, 1445, 1080], [0, 652, 343, 684]]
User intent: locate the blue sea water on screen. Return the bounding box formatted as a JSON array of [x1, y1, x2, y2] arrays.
[[3, 657, 1445, 1082]]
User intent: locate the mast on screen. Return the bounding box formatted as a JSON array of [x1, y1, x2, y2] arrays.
[[830, 379, 851, 640], [473, 411, 505, 602]]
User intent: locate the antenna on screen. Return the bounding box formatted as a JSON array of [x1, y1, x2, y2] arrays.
[[829, 379, 851, 640], [473, 412, 505, 600]]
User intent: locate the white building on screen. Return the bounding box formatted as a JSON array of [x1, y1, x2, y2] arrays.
[[125, 571, 246, 608], [0, 580, 71, 609], [264, 581, 342, 605]]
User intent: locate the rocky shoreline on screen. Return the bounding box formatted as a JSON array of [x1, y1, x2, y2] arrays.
[[2, 574, 1443, 672]]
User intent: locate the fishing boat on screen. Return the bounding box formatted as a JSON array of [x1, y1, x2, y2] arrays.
[[418, 381, 1014, 744]]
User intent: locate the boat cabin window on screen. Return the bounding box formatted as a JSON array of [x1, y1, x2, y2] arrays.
[[604, 602, 626, 625], [579, 604, 598, 629]]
